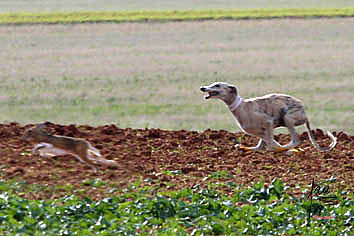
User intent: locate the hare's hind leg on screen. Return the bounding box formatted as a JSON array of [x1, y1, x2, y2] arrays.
[[74, 146, 98, 173], [87, 143, 101, 156]]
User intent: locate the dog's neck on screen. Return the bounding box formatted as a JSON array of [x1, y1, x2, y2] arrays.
[[228, 95, 243, 112]]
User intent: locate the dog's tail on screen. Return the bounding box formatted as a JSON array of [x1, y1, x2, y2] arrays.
[[305, 120, 337, 151], [87, 144, 118, 167]]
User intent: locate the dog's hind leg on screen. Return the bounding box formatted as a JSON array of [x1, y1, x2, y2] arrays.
[[283, 125, 301, 149], [254, 139, 267, 150], [282, 111, 306, 149]]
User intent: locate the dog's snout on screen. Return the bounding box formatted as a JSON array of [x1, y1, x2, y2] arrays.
[[200, 87, 206, 92]]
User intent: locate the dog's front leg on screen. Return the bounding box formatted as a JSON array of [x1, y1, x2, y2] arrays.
[[235, 114, 270, 151], [235, 139, 266, 151], [259, 120, 290, 152]]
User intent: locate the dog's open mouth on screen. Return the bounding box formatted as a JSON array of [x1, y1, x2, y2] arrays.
[[205, 91, 219, 99]]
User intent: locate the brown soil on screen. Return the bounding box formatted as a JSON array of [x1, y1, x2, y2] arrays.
[[1, 122, 353, 200]]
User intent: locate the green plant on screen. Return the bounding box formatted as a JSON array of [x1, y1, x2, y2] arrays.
[[0, 179, 352, 235]]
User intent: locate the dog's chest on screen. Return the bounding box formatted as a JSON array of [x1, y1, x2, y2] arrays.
[[230, 110, 248, 132]]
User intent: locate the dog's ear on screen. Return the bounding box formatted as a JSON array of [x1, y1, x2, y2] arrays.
[[228, 85, 237, 94]]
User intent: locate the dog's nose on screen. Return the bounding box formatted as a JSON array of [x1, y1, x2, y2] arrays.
[[200, 87, 206, 92]]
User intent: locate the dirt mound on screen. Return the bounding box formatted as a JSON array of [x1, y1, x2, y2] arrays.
[[0, 123, 353, 200]]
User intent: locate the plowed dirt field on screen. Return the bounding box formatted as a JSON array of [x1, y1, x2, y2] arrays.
[[1, 123, 353, 200]]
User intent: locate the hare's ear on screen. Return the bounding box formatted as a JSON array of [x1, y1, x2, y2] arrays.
[[35, 123, 52, 135], [36, 123, 47, 130]]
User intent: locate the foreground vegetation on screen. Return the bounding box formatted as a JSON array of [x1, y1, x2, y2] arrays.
[[1, 8, 354, 25], [1, 179, 353, 235]]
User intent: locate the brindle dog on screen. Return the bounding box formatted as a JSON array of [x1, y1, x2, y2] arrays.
[[200, 82, 337, 152]]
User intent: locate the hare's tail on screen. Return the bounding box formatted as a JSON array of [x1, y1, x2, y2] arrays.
[[87, 143, 118, 167]]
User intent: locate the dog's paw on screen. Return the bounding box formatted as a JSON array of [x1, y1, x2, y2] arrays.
[[272, 146, 290, 153], [235, 144, 252, 151], [285, 148, 305, 156]]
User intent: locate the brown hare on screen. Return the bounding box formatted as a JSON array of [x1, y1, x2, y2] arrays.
[[23, 123, 118, 172]]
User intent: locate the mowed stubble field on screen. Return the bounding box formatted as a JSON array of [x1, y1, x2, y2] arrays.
[[1, 18, 354, 133]]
